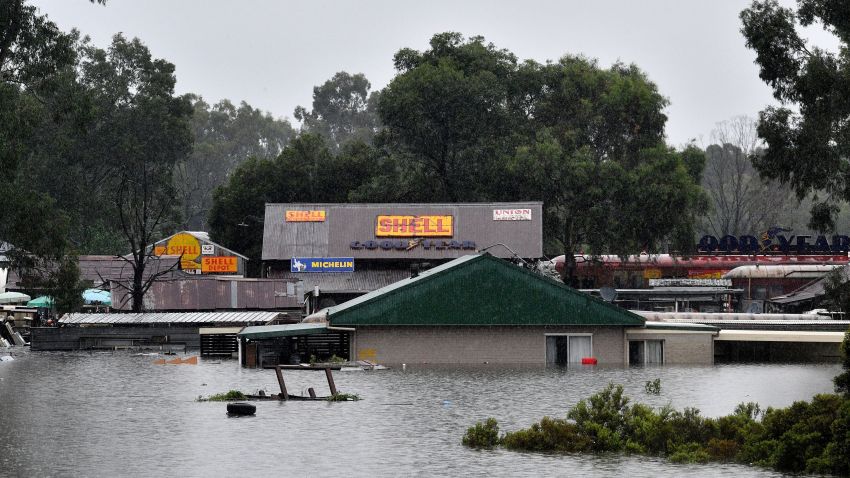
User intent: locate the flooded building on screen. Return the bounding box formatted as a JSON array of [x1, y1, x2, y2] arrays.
[[241, 254, 718, 366], [261, 203, 543, 310], [32, 311, 285, 353], [151, 231, 248, 277]]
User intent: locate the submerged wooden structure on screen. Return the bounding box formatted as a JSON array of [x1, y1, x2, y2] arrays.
[[247, 365, 343, 401]]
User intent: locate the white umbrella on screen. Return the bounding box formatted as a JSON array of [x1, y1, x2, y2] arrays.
[[0, 292, 31, 305]]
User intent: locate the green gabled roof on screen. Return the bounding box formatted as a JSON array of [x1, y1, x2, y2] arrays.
[[326, 254, 644, 327]]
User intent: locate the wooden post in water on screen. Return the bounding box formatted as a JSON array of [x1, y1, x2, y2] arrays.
[[325, 367, 337, 396], [308, 387, 316, 398], [275, 365, 288, 400]]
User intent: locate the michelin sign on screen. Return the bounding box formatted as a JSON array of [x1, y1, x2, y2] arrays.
[[291, 257, 355, 273]]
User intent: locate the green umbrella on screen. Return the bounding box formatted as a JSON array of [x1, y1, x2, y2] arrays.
[[27, 296, 54, 308]]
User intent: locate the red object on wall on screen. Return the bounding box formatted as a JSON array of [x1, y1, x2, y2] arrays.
[[581, 357, 598, 365]]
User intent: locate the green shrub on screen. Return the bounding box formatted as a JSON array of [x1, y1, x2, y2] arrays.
[[462, 418, 500, 449], [835, 328, 850, 396], [463, 382, 850, 475], [502, 417, 591, 453], [644, 378, 661, 395], [326, 392, 360, 401], [201, 390, 247, 401], [668, 442, 711, 464], [623, 402, 674, 454], [706, 438, 739, 461]]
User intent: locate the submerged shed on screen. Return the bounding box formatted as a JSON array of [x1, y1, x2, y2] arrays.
[[304, 254, 651, 365]]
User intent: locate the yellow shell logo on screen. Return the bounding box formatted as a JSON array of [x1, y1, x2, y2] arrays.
[[165, 233, 201, 270]]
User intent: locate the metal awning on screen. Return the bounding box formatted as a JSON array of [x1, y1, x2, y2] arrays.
[[238, 323, 331, 339], [630, 321, 719, 333], [717, 329, 846, 343], [59, 311, 281, 325]]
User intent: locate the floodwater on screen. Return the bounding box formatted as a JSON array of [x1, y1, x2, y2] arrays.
[[0, 351, 842, 477]]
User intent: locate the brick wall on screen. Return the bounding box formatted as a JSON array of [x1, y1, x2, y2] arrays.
[[625, 330, 715, 365], [353, 325, 627, 365]]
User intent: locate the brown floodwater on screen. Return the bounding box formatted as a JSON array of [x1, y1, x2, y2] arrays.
[[0, 350, 841, 476]]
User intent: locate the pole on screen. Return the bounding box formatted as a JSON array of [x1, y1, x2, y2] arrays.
[[275, 365, 288, 400]]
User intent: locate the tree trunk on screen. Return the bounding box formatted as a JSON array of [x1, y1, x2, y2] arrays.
[[131, 262, 145, 312], [560, 219, 577, 287]]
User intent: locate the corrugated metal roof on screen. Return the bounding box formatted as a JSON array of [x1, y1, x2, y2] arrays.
[[722, 265, 841, 279], [262, 202, 543, 261], [633, 311, 841, 321], [59, 311, 281, 325], [770, 265, 849, 304], [637, 321, 719, 332], [325, 254, 645, 326], [5, 255, 184, 291], [276, 269, 411, 293], [657, 318, 850, 326], [153, 231, 249, 260], [110, 277, 302, 311], [238, 323, 329, 339], [717, 330, 846, 342]]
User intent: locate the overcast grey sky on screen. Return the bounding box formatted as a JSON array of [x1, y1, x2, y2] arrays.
[[32, 0, 839, 147]]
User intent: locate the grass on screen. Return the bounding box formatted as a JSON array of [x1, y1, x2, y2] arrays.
[[197, 390, 247, 402], [326, 392, 360, 402]]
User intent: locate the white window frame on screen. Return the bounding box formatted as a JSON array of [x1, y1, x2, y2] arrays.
[[544, 333, 593, 364], [629, 339, 665, 365]]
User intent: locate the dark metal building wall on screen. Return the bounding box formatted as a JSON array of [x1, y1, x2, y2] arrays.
[[262, 202, 543, 261]]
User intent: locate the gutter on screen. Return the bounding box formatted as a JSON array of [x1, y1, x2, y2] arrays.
[[326, 326, 356, 332]]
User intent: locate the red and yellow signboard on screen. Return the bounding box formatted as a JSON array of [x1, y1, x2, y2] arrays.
[[375, 215, 453, 237], [286, 210, 326, 222], [688, 269, 726, 279], [642, 268, 663, 279], [201, 256, 238, 273], [156, 233, 201, 271]]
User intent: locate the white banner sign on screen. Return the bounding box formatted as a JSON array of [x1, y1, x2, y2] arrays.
[[493, 209, 532, 221], [648, 278, 732, 287], [201, 244, 215, 255]]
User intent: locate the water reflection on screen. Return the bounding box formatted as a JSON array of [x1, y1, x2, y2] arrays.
[[0, 351, 839, 476]]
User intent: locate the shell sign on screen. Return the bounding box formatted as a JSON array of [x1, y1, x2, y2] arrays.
[[157, 233, 201, 272], [375, 215, 453, 237], [286, 210, 326, 222], [202, 256, 238, 273]]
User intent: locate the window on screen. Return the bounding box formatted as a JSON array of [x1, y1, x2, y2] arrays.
[[629, 340, 663, 365], [545, 334, 592, 365]]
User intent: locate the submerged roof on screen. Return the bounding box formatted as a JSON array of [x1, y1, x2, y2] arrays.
[[277, 268, 411, 294], [322, 254, 644, 327], [238, 322, 329, 339], [59, 311, 281, 325], [770, 265, 850, 305]]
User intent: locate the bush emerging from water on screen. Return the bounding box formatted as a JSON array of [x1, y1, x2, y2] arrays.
[[463, 383, 850, 476], [199, 390, 247, 402], [326, 392, 360, 402], [644, 378, 661, 395], [462, 418, 500, 449]]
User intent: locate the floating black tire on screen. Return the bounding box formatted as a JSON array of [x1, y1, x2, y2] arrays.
[[226, 402, 256, 416]]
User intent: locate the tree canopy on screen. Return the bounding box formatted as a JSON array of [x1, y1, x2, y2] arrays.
[[294, 71, 380, 151], [176, 96, 295, 230], [210, 33, 707, 284], [741, 0, 850, 231], [0, 0, 88, 311]]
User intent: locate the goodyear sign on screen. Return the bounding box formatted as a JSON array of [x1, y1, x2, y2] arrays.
[[375, 215, 453, 237], [291, 257, 354, 273]]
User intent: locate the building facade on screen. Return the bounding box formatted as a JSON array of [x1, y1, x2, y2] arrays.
[[243, 254, 718, 366], [262, 203, 543, 308]]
